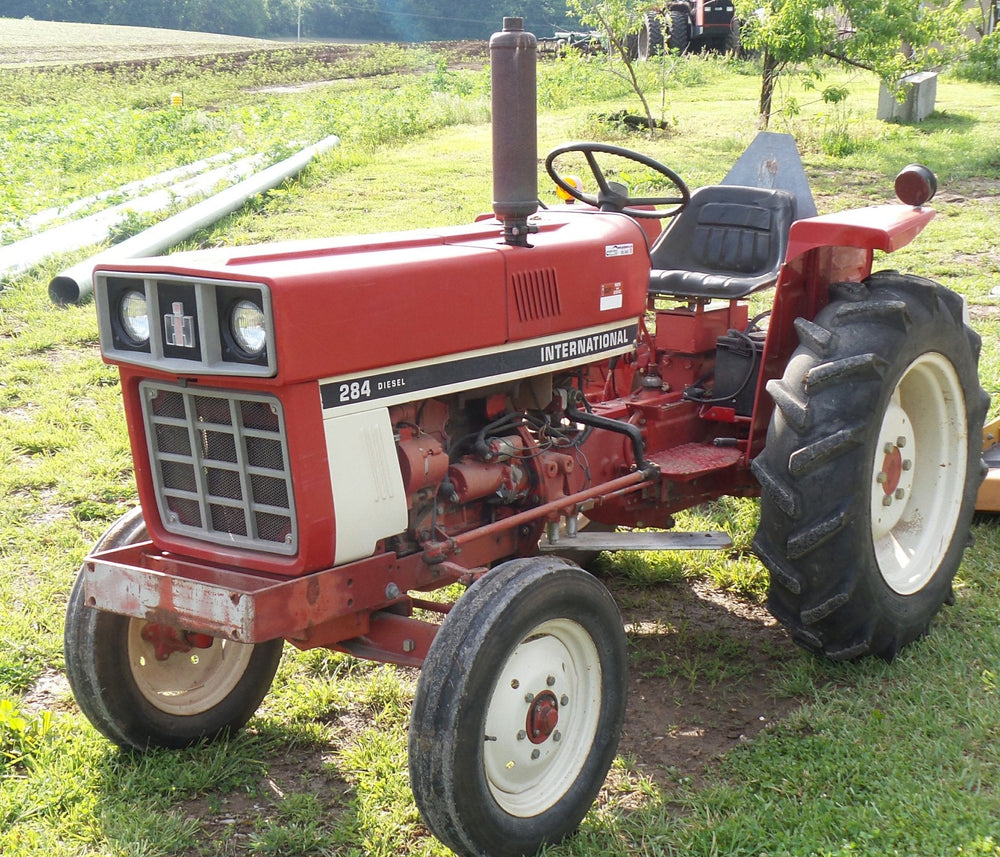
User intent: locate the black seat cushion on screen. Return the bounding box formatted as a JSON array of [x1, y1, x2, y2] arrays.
[[648, 185, 797, 299]]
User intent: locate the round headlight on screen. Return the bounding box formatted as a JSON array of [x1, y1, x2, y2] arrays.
[[230, 300, 267, 357], [119, 289, 149, 344]]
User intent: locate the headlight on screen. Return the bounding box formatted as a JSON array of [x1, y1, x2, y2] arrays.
[[230, 300, 267, 357], [119, 289, 149, 344]]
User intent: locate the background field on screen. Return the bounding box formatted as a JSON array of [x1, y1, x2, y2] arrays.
[[0, 18, 277, 67], [1, 19, 1000, 857]]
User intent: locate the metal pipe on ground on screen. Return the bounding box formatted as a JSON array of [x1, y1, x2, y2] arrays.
[[2, 153, 265, 284], [48, 134, 340, 305], [1, 148, 246, 239]]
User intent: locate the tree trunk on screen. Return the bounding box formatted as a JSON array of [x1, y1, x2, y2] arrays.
[[758, 49, 781, 129]]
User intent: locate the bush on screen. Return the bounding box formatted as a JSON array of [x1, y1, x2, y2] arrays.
[[956, 30, 1000, 84]]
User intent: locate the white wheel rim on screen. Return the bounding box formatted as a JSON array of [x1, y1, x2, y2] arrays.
[[870, 352, 967, 595], [127, 621, 255, 716], [482, 618, 602, 818]]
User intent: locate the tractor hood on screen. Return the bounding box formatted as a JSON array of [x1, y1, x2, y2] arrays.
[[92, 208, 653, 387]]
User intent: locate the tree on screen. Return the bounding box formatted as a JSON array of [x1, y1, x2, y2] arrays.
[[735, 0, 974, 128], [566, 0, 661, 133]]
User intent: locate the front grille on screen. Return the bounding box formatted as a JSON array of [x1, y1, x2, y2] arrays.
[[140, 381, 297, 555]]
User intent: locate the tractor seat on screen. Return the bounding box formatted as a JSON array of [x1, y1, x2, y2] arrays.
[[648, 185, 797, 300]]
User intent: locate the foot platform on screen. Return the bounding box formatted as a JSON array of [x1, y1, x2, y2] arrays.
[[538, 530, 732, 552]]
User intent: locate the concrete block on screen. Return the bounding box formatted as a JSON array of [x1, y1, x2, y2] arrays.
[[877, 71, 938, 122]]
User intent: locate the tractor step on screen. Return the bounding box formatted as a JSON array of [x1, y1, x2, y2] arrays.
[[647, 443, 744, 481], [538, 530, 732, 552]]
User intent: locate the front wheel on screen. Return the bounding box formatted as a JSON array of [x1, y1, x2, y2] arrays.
[[408, 557, 627, 857], [64, 507, 284, 749], [752, 272, 988, 660]]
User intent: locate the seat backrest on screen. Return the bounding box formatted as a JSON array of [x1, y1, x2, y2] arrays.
[[649, 185, 796, 300]]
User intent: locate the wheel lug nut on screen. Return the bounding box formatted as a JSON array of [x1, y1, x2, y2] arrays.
[[510, 678, 520, 689], [884, 442, 895, 455], [546, 675, 556, 687], [516, 730, 526, 741], [901, 459, 912, 471], [895, 488, 905, 500], [531, 749, 541, 760], [896, 436, 907, 448], [560, 694, 569, 707], [553, 730, 562, 742], [876, 472, 888, 484], [524, 692, 535, 703], [882, 495, 893, 507]]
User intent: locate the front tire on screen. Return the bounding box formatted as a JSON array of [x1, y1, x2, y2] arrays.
[[752, 273, 988, 660], [408, 557, 627, 857], [65, 507, 284, 749]]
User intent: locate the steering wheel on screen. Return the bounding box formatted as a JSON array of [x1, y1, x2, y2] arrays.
[[544, 142, 690, 219]]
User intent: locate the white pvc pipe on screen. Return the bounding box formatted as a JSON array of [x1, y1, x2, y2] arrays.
[[49, 134, 340, 304], [0, 149, 245, 239], [1, 154, 265, 283]]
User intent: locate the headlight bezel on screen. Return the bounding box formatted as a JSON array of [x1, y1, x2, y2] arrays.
[[95, 273, 276, 376]]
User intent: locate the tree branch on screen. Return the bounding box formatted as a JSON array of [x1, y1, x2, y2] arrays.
[[822, 50, 877, 73]]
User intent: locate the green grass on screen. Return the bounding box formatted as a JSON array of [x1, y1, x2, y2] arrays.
[[2, 43, 1000, 856]]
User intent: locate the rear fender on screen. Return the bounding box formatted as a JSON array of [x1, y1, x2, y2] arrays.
[[784, 204, 935, 265], [747, 203, 936, 457]]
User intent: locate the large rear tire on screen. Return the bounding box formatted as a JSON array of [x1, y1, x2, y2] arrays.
[[65, 507, 284, 749], [637, 11, 664, 60], [667, 8, 692, 53], [408, 557, 627, 857], [752, 272, 988, 660]]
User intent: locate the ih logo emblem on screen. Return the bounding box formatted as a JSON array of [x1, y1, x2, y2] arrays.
[[164, 301, 195, 348]]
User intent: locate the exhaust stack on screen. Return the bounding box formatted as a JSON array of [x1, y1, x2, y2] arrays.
[[490, 17, 537, 247]]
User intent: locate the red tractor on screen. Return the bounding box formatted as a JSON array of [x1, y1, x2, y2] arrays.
[[637, 0, 741, 59], [64, 17, 986, 857]]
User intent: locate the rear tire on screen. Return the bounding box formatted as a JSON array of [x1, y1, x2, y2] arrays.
[[65, 507, 284, 749], [667, 9, 691, 53], [637, 11, 664, 60], [408, 557, 627, 857], [752, 272, 988, 660]]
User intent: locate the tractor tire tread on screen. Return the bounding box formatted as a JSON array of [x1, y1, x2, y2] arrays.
[[792, 317, 836, 357], [788, 422, 865, 476], [803, 353, 887, 393]]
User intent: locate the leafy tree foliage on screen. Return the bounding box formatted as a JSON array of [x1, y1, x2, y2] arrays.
[[734, 0, 974, 127]]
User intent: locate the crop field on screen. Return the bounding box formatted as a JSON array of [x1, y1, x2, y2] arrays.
[[1, 18, 1000, 857], [0, 18, 278, 67]]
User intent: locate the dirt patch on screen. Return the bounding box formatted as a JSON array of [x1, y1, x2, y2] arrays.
[[178, 745, 352, 856], [21, 669, 74, 713], [614, 577, 800, 789], [971, 305, 1000, 320]]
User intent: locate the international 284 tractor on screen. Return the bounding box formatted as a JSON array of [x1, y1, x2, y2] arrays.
[[65, 18, 986, 857]]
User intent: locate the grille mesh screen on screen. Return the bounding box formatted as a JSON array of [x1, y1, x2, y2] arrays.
[[140, 382, 297, 554]]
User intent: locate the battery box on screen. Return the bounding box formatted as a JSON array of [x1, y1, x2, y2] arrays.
[[712, 330, 765, 416]]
